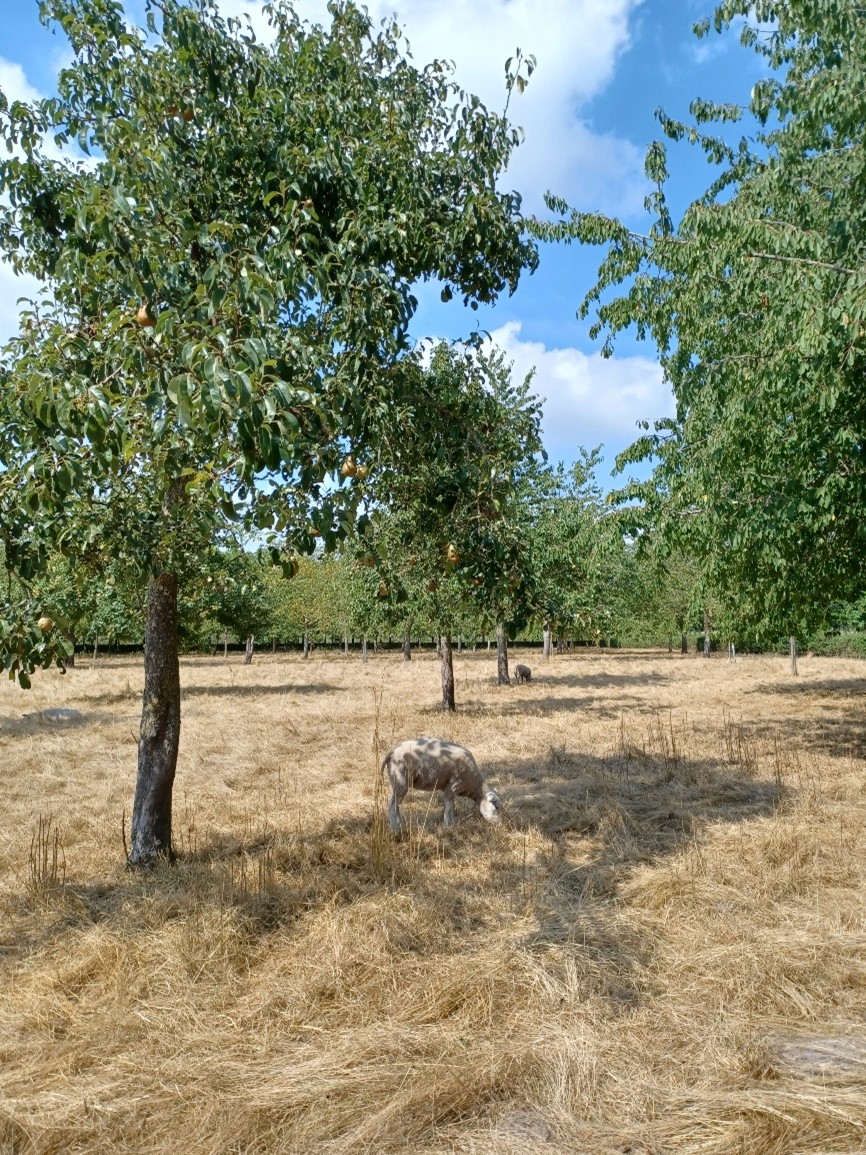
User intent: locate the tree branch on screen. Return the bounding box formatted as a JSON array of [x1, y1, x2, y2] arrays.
[[746, 251, 856, 276]]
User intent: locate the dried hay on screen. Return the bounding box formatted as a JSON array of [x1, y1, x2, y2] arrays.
[[0, 647, 864, 1153]]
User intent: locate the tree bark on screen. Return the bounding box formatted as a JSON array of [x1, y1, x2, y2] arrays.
[[244, 635, 254, 665], [223, 628, 228, 659], [362, 636, 368, 663], [496, 621, 510, 685], [92, 633, 99, 662], [542, 622, 552, 661], [302, 630, 309, 659], [440, 633, 455, 711], [402, 627, 411, 661], [703, 610, 711, 658], [681, 631, 688, 654], [789, 635, 798, 676], [129, 572, 181, 867], [343, 633, 349, 656]]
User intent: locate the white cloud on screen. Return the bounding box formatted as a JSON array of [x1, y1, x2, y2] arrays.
[[0, 56, 42, 105], [485, 319, 672, 462], [216, 0, 648, 214]]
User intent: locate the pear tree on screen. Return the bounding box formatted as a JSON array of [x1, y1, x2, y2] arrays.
[[372, 342, 545, 709], [0, 0, 537, 864], [538, 1, 866, 648]]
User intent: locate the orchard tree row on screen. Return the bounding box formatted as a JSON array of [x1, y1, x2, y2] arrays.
[[24, 408, 720, 675]]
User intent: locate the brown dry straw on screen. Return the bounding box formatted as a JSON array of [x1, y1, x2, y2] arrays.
[[1, 647, 864, 1153]]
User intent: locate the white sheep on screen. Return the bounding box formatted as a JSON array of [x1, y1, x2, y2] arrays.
[[514, 664, 532, 683], [382, 737, 502, 833]]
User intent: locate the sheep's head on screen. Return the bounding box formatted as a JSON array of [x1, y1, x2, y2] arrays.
[[479, 788, 502, 823]]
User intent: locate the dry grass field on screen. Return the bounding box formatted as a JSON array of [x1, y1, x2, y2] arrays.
[[1, 645, 865, 1154]]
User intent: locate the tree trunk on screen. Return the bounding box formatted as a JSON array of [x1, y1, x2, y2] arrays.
[[402, 627, 411, 662], [703, 611, 711, 658], [542, 623, 552, 661], [65, 635, 75, 669], [440, 633, 455, 711], [272, 637, 277, 653], [789, 636, 798, 676], [129, 572, 181, 867], [244, 635, 254, 665], [302, 630, 309, 659], [362, 636, 368, 663], [343, 633, 349, 656], [681, 631, 688, 654], [92, 633, 99, 662], [729, 641, 736, 663], [496, 621, 510, 685], [223, 629, 228, 659]]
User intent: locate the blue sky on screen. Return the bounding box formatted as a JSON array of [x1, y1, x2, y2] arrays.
[[0, 0, 765, 485]]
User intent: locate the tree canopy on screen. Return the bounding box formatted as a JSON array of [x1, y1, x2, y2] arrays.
[[0, 0, 539, 861], [538, 0, 866, 640]]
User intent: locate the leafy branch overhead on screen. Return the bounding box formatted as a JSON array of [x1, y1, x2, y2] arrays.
[[0, 0, 538, 685], [535, 0, 866, 640]]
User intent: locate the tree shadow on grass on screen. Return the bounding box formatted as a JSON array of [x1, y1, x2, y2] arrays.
[[180, 682, 339, 699], [748, 678, 866, 758], [444, 696, 644, 720], [496, 746, 780, 844], [4, 736, 782, 1014], [525, 670, 670, 691], [754, 677, 866, 700]]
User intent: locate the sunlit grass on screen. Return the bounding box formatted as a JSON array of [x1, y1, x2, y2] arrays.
[[1, 647, 864, 1153]]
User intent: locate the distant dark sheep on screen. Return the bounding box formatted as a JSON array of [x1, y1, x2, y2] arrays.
[[514, 664, 532, 684], [382, 737, 502, 833]]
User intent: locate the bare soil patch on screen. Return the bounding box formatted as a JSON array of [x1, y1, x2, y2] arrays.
[[1, 648, 864, 1154]]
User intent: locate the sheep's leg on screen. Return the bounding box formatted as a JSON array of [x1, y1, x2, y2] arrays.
[[388, 787, 403, 833], [442, 789, 456, 828]]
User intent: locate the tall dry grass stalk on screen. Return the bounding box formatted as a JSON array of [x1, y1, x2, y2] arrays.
[[1, 647, 865, 1154], [26, 813, 65, 905], [369, 685, 391, 880]]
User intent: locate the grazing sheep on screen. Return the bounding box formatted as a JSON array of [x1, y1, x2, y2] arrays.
[[382, 737, 502, 833], [514, 664, 532, 684]]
